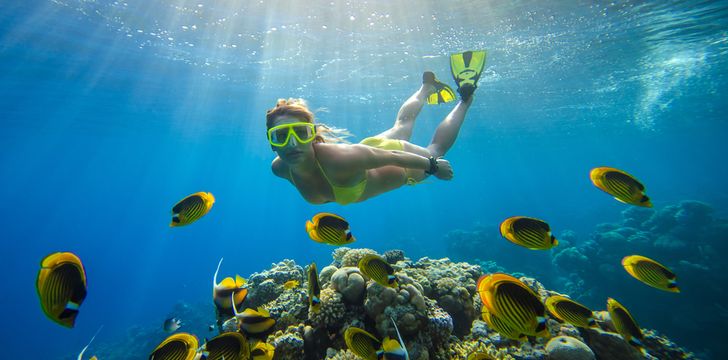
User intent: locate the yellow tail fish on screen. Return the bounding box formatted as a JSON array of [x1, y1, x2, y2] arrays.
[[36, 252, 87, 328], [170, 192, 215, 227], [622, 255, 679, 292]]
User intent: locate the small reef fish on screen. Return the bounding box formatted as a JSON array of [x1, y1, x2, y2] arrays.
[[202, 332, 249, 360], [358, 254, 398, 288], [622, 255, 680, 293], [163, 317, 182, 333], [170, 192, 215, 227], [377, 316, 409, 360], [607, 298, 646, 353], [213, 258, 248, 315], [544, 295, 597, 329], [283, 279, 300, 290], [500, 216, 558, 250], [250, 340, 276, 360], [477, 273, 548, 338], [307, 262, 321, 313], [306, 212, 356, 246], [481, 307, 527, 341], [149, 332, 199, 360], [344, 326, 382, 360], [231, 299, 276, 335], [590, 167, 652, 207], [36, 252, 87, 328], [77, 325, 103, 360]]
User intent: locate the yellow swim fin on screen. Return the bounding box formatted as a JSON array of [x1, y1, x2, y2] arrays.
[[450, 50, 487, 101], [423, 71, 455, 105]]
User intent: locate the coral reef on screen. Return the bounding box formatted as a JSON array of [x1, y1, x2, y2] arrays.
[[544, 336, 595, 360], [86, 240, 703, 360], [550, 200, 725, 359]]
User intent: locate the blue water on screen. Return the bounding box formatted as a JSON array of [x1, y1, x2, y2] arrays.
[[1, 0, 727, 358]]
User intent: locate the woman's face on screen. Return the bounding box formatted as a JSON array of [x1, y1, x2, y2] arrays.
[[269, 115, 315, 164]]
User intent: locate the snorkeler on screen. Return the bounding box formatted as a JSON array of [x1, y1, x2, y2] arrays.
[[267, 50, 486, 205]]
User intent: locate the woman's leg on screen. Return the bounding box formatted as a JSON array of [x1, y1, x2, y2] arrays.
[[426, 97, 473, 158], [373, 81, 435, 141]]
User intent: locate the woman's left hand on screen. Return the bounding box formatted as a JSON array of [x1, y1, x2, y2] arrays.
[[433, 158, 454, 180]]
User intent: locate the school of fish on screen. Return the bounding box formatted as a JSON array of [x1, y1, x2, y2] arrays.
[[36, 165, 676, 359]]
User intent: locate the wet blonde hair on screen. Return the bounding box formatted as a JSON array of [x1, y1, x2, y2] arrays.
[[266, 98, 351, 144]]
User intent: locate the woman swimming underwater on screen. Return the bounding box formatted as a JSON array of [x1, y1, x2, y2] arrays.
[[267, 50, 486, 205]]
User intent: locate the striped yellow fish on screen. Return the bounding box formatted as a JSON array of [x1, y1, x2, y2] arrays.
[[545, 295, 597, 328], [590, 167, 652, 207], [149, 333, 199, 360], [232, 303, 276, 335], [378, 316, 409, 360], [622, 255, 679, 293], [250, 340, 276, 360], [36, 252, 87, 328], [306, 213, 356, 246], [344, 327, 382, 360], [307, 262, 321, 313], [607, 298, 645, 351], [170, 192, 215, 227], [358, 254, 398, 288], [477, 273, 548, 338], [481, 307, 527, 341], [500, 216, 558, 250], [203, 332, 249, 360], [212, 258, 248, 315]]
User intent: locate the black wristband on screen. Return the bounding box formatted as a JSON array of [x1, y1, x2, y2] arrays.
[[425, 156, 438, 175]]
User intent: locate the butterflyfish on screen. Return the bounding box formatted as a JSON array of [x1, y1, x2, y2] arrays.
[[203, 332, 249, 360], [344, 327, 382, 360], [607, 298, 646, 351], [622, 255, 679, 293], [213, 258, 248, 315], [163, 317, 182, 333], [149, 332, 199, 360], [306, 213, 356, 246], [590, 167, 652, 207], [78, 325, 103, 360], [377, 316, 409, 360], [476, 273, 548, 338], [36, 252, 87, 328], [250, 340, 275, 360], [544, 295, 597, 329], [307, 262, 321, 313], [283, 280, 299, 290], [358, 254, 398, 288], [232, 299, 276, 335], [500, 216, 558, 250], [170, 192, 215, 227], [481, 307, 527, 341]]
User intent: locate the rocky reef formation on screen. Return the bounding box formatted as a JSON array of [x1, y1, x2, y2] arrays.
[[446, 200, 724, 359], [551, 200, 725, 359], [80, 243, 701, 359]]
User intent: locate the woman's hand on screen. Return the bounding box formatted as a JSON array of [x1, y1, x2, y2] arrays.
[[433, 158, 453, 180]]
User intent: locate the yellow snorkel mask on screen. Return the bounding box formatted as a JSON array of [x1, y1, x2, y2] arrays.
[[267, 122, 316, 147]]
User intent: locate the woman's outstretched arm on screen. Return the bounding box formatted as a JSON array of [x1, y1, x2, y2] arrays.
[[321, 144, 453, 180]]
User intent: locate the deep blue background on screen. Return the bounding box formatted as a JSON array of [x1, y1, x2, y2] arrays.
[[1, 0, 727, 358]]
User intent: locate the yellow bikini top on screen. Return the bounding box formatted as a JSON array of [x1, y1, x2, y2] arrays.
[[289, 159, 367, 205]]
